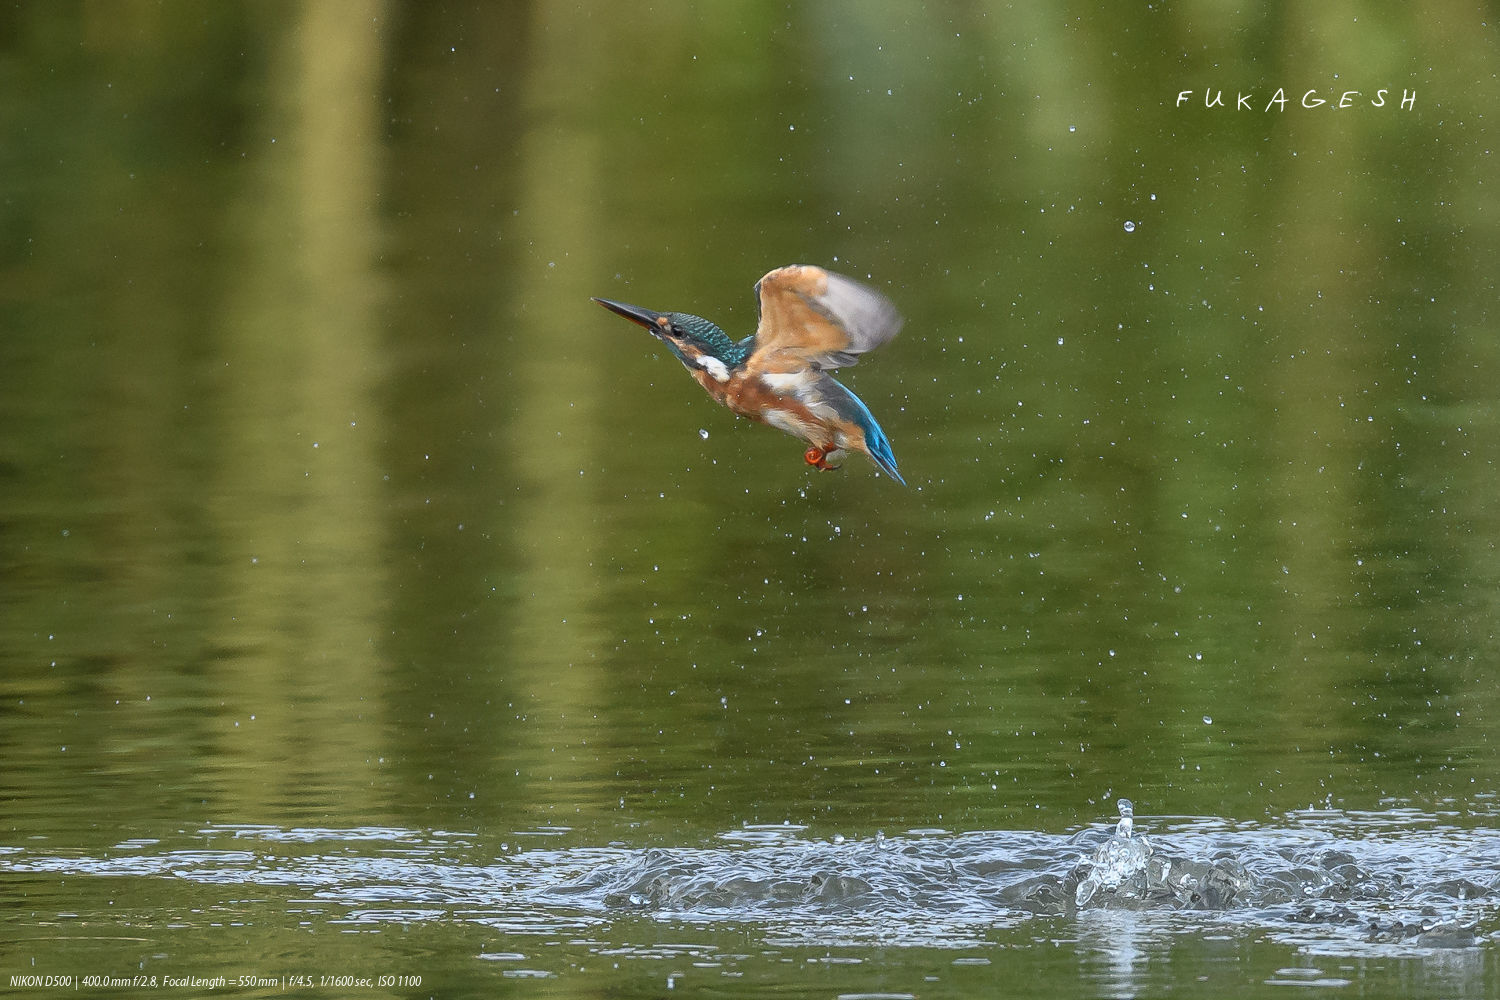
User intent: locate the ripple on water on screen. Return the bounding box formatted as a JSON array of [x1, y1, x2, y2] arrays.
[[1, 806, 1496, 960]]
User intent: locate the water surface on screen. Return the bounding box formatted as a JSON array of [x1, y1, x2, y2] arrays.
[[2, 3, 1498, 997]]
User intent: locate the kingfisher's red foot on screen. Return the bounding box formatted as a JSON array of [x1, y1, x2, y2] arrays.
[[804, 445, 842, 471]]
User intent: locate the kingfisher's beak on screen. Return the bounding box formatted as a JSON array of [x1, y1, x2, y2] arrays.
[[593, 297, 670, 334]]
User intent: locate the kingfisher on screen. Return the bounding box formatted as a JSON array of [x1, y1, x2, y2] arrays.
[[593, 264, 906, 485]]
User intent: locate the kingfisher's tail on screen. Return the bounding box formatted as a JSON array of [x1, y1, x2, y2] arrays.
[[825, 378, 905, 486]]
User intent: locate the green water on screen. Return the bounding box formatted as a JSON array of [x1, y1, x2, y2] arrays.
[[2, 3, 1498, 997]]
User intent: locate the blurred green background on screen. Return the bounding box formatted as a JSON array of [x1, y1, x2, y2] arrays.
[[2, 1, 1496, 849]]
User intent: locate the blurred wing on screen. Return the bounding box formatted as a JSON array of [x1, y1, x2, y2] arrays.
[[750, 265, 903, 373]]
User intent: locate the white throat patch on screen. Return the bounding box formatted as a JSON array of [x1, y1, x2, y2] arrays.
[[696, 354, 731, 382]]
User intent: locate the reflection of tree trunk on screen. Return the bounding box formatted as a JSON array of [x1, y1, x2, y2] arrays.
[[211, 1, 389, 807], [504, 1, 610, 674]]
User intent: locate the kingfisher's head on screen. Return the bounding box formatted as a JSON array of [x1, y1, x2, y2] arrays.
[[593, 296, 751, 372]]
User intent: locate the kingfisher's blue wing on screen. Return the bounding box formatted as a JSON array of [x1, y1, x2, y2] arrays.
[[812, 375, 905, 486]]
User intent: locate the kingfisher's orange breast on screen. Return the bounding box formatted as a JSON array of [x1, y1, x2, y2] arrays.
[[695, 369, 770, 420], [691, 369, 831, 444]]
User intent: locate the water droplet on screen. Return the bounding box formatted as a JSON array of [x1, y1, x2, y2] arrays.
[[698, 428, 709, 439], [1123, 220, 1137, 233]]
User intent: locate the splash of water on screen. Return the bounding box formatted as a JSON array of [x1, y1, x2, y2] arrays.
[[1075, 799, 1152, 908]]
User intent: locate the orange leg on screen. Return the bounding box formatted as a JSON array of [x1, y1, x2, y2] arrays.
[[803, 444, 840, 471]]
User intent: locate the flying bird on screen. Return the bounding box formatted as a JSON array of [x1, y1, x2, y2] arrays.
[[593, 264, 906, 484]]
